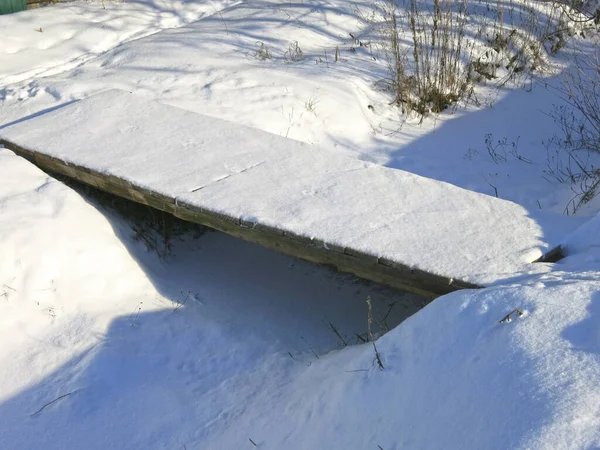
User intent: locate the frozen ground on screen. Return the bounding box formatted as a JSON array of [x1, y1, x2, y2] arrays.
[[1, 0, 600, 449]]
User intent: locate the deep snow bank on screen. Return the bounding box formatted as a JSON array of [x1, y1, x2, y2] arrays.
[[219, 276, 600, 450], [1, 149, 599, 449]]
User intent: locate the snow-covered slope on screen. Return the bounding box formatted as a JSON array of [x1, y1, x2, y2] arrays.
[[1, 0, 600, 448], [203, 275, 600, 450], [0, 148, 422, 448], [0, 0, 237, 86], [0, 0, 595, 221], [1, 148, 600, 449]]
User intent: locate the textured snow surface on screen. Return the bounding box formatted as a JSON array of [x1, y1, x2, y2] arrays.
[[1, 90, 555, 285], [1, 0, 600, 448], [1, 149, 600, 450], [0, 0, 236, 86], [0, 0, 594, 222]]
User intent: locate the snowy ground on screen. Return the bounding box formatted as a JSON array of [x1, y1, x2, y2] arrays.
[[1, 0, 600, 449], [0, 0, 237, 86]]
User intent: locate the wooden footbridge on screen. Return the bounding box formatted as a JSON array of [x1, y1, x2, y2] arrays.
[[0, 90, 553, 298]]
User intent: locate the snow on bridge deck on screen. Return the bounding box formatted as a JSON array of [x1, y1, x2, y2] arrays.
[[1, 90, 548, 297]]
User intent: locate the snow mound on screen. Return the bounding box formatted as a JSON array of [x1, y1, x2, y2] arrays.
[[1, 149, 599, 449], [224, 278, 600, 450], [1, 0, 600, 446]]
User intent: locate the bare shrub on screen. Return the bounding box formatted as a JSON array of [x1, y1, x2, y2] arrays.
[[304, 96, 319, 112], [376, 0, 410, 109], [254, 41, 272, 60], [547, 43, 600, 214], [284, 41, 304, 62], [375, 0, 593, 115], [379, 0, 471, 114], [408, 0, 472, 113]]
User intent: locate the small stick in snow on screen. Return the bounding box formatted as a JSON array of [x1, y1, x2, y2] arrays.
[[323, 320, 348, 347], [129, 302, 143, 325], [486, 180, 499, 198], [31, 392, 73, 416], [373, 342, 385, 370], [3, 284, 16, 291], [172, 290, 190, 313], [499, 308, 523, 324], [301, 336, 319, 359], [249, 438, 258, 447], [218, 11, 229, 34]]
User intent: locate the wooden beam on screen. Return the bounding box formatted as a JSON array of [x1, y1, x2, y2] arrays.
[[1, 138, 481, 299], [534, 245, 564, 263]]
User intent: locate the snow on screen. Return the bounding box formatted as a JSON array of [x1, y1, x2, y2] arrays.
[[0, 148, 425, 448], [561, 212, 600, 265], [217, 277, 600, 450], [1, 0, 600, 449], [2, 147, 600, 450], [0, 0, 237, 86], [1, 0, 594, 220]]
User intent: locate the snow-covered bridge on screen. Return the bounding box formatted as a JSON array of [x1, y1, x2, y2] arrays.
[[0, 90, 550, 298]]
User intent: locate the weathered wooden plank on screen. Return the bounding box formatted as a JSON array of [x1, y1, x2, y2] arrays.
[[0, 91, 553, 298], [534, 245, 565, 263], [2, 137, 476, 298]]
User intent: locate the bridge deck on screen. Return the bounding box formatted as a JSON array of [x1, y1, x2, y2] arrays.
[[1, 90, 549, 297]]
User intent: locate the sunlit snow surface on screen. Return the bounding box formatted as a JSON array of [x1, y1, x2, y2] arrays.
[[1, 1, 600, 449]]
